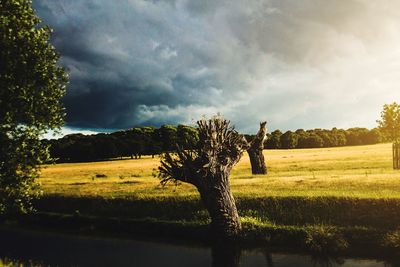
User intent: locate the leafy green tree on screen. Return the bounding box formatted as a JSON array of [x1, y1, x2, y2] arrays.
[[93, 134, 118, 160], [315, 129, 334, 147], [298, 133, 323, 148], [159, 125, 178, 152], [346, 128, 369, 146], [363, 128, 382, 144], [295, 129, 306, 136], [377, 102, 400, 144], [142, 127, 162, 158], [127, 128, 146, 158], [177, 124, 199, 149], [266, 130, 282, 149], [331, 128, 347, 147], [280, 131, 298, 149], [0, 0, 67, 214]]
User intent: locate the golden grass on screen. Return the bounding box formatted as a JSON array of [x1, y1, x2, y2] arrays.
[[39, 143, 400, 199]]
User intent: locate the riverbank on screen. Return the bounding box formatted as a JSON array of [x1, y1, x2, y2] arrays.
[[1, 226, 395, 267], [0, 212, 394, 258], [2, 194, 398, 258]]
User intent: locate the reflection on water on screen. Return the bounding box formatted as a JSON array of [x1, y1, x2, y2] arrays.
[[0, 228, 394, 267]]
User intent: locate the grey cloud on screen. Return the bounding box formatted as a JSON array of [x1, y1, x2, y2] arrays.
[[33, 0, 400, 133]]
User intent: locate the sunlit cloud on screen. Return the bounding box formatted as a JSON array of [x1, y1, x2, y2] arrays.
[[42, 127, 101, 139], [34, 0, 400, 133]]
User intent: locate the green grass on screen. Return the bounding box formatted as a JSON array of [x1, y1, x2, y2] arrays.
[[40, 143, 400, 199], [33, 143, 400, 253]]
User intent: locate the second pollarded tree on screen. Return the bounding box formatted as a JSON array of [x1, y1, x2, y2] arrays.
[[247, 121, 268, 175]]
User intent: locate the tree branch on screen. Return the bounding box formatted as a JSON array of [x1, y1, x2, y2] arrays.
[[158, 116, 249, 186]]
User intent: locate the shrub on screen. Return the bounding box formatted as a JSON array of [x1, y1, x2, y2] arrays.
[[383, 229, 400, 249], [304, 225, 348, 253]]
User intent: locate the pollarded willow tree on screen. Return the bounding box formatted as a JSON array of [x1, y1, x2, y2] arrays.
[[247, 121, 268, 174], [159, 117, 249, 238], [159, 116, 268, 238]]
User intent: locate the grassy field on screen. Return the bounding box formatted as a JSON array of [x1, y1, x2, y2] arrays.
[[40, 143, 400, 199], [28, 143, 400, 252]]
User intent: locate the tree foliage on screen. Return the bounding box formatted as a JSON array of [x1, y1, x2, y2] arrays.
[[0, 0, 67, 213], [377, 102, 400, 143], [44, 124, 384, 163], [280, 131, 298, 149], [266, 130, 282, 149], [265, 128, 382, 149]]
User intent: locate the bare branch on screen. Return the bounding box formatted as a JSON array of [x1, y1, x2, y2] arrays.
[[249, 121, 267, 150], [158, 116, 246, 237], [158, 116, 249, 186]]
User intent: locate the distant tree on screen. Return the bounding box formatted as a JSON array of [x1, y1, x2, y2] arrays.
[[127, 128, 146, 158], [346, 128, 369, 146], [315, 129, 334, 147], [146, 127, 162, 158], [377, 102, 400, 144], [59, 134, 95, 162], [93, 134, 118, 159], [139, 126, 160, 158], [247, 122, 268, 174], [280, 131, 298, 149], [159, 117, 248, 238], [377, 102, 400, 169], [363, 128, 382, 144], [266, 130, 282, 149], [177, 125, 199, 150], [297, 135, 307, 148], [0, 0, 67, 214], [295, 129, 306, 136], [159, 125, 178, 152], [110, 130, 131, 158], [298, 134, 323, 148], [309, 134, 324, 148], [331, 128, 347, 147]]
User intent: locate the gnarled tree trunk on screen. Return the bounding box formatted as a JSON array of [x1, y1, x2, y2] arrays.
[[197, 172, 241, 237], [247, 122, 268, 175], [158, 117, 249, 239], [248, 148, 267, 174]]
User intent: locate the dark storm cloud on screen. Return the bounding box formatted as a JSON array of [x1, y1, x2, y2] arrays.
[[34, 0, 233, 129], [34, 0, 400, 133]]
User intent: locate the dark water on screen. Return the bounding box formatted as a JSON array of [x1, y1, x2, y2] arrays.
[[0, 228, 395, 267]]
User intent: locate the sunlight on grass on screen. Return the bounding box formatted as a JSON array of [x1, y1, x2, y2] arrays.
[[39, 143, 400, 199]]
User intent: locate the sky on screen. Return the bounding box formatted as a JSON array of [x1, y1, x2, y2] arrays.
[[34, 0, 400, 135]]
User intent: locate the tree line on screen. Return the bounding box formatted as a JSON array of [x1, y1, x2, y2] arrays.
[[264, 127, 383, 149], [44, 125, 199, 162], [44, 125, 384, 163]]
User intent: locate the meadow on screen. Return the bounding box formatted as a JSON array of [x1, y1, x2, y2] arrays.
[[32, 143, 400, 252], [40, 143, 400, 199]]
